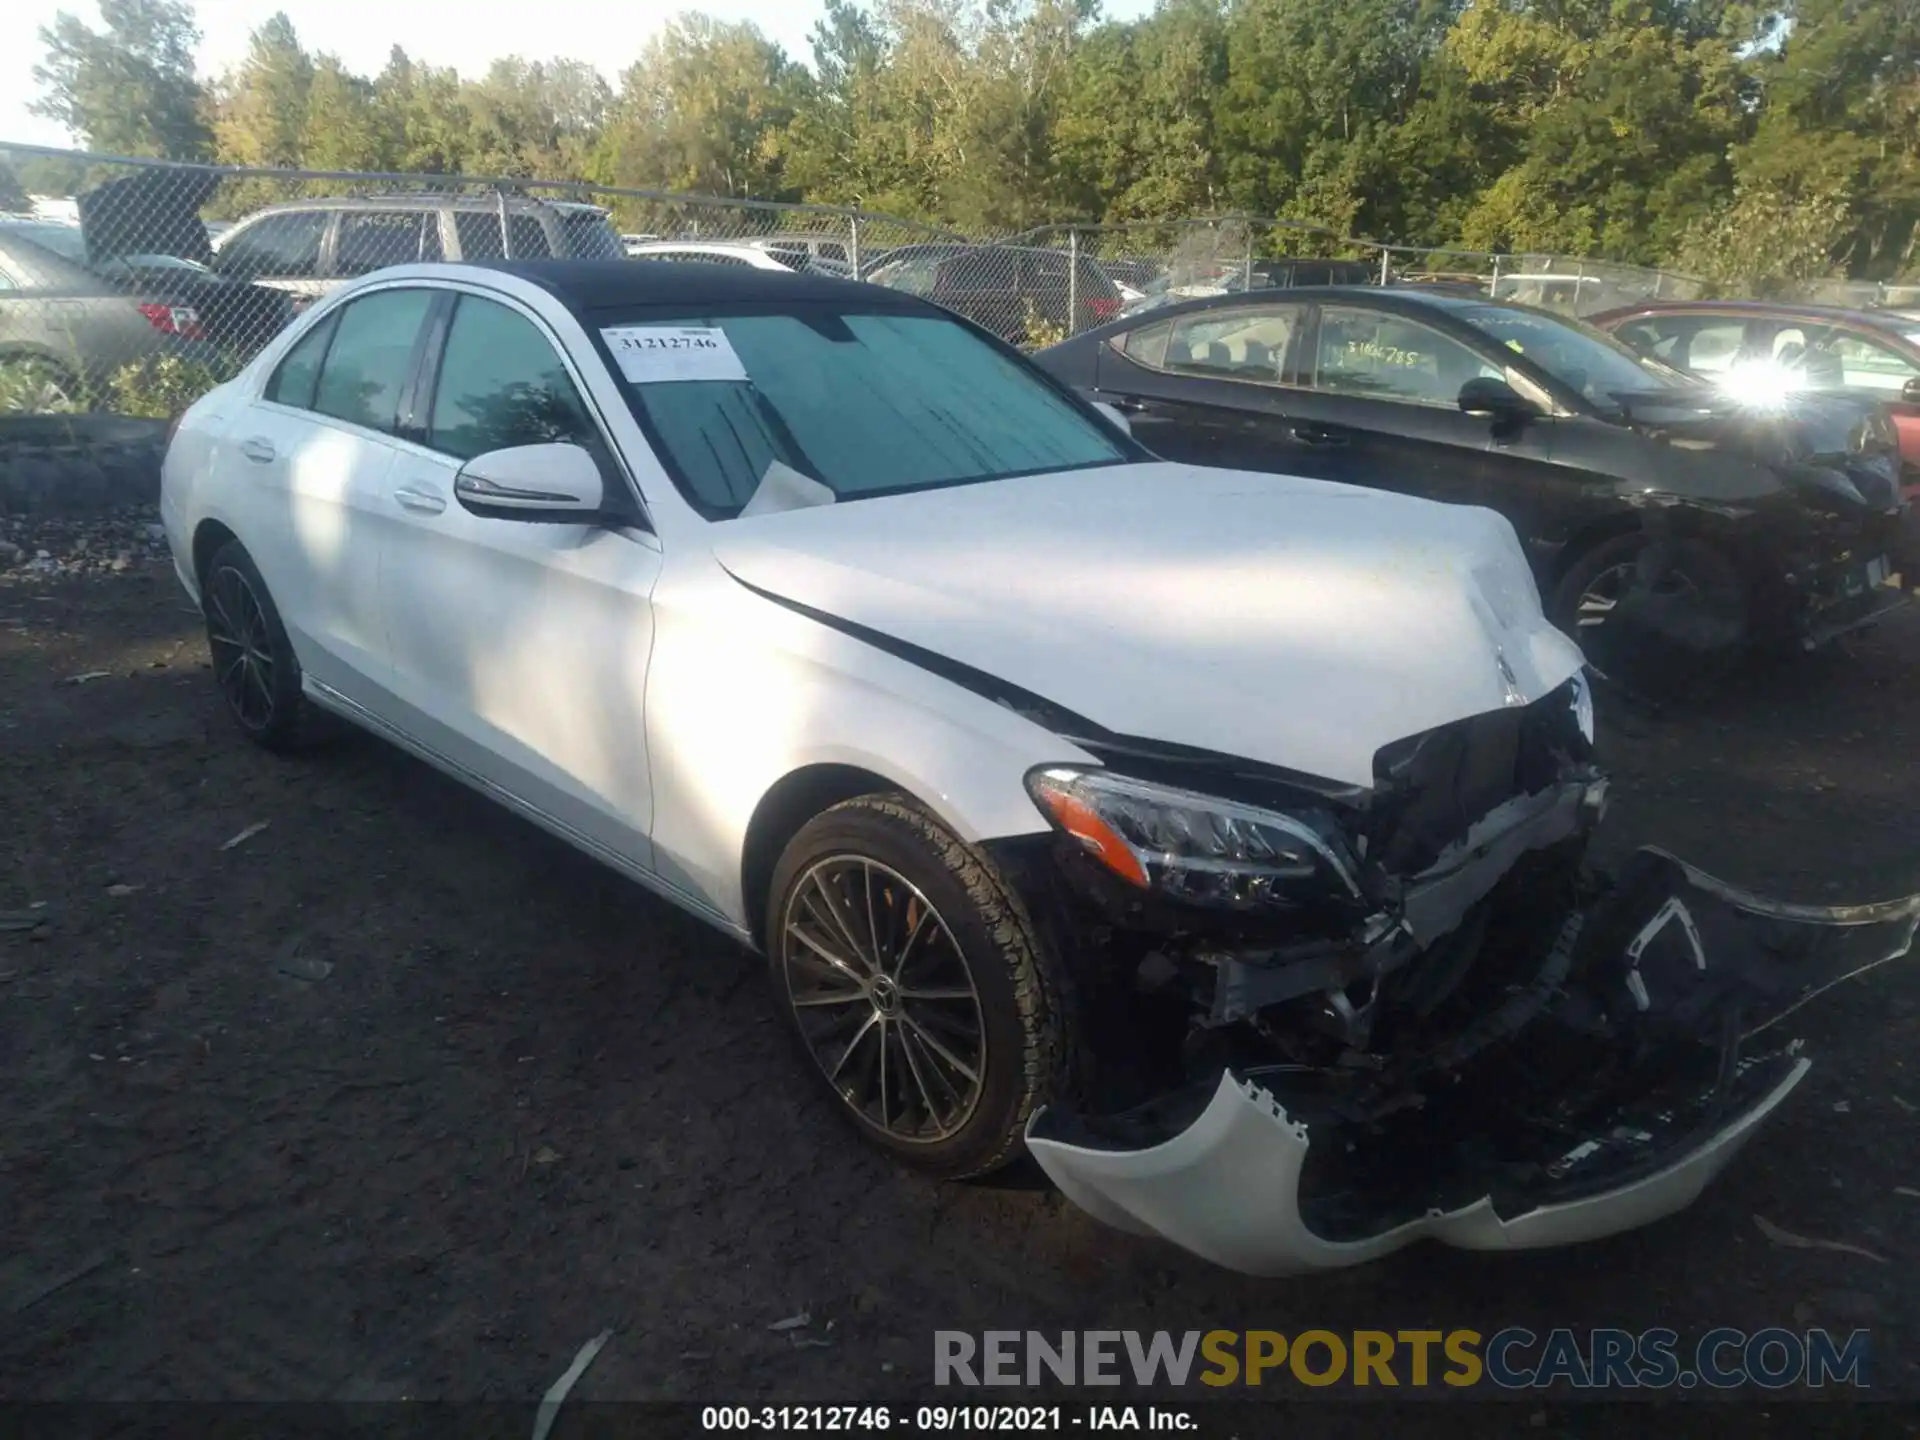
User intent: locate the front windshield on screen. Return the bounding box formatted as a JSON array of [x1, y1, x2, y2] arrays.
[[595, 305, 1129, 518], [1453, 303, 1686, 405]]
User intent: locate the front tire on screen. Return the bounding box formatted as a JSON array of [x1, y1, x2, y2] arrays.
[[766, 794, 1070, 1178], [1551, 531, 1748, 693], [201, 539, 312, 752]]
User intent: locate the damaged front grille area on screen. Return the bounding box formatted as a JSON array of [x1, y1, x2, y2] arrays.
[[1366, 674, 1595, 876]]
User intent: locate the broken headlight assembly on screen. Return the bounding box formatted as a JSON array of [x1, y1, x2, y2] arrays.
[[1025, 767, 1364, 911]]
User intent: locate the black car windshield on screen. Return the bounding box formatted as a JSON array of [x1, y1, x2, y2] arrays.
[[594, 305, 1129, 518], [1451, 303, 1687, 405]]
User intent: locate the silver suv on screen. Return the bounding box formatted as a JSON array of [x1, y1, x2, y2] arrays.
[[209, 193, 623, 302]]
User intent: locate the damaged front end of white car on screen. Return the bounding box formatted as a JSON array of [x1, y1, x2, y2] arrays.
[[984, 675, 1920, 1276]]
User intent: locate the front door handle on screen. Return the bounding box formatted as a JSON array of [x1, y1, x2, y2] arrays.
[[394, 486, 447, 515], [1289, 424, 1349, 448], [239, 437, 276, 464]]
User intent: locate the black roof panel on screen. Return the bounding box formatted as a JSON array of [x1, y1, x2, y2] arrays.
[[465, 258, 913, 312]]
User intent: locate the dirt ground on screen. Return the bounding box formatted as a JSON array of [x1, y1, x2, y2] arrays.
[[2, 510, 1918, 1417]]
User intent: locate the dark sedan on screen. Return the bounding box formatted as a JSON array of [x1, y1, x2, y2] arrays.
[[1033, 288, 1916, 684], [1589, 300, 1920, 486], [0, 170, 291, 409]]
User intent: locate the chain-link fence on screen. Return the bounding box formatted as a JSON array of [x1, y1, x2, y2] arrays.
[[0, 142, 956, 420], [3, 139, 1908, 430]]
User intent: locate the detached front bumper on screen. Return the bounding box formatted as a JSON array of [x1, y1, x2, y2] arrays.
[[1026, 849, 1920, 1276]]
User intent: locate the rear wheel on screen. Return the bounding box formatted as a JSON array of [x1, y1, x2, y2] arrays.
[[766, 794, 1071, 1178], [201, 539, 312, 751]]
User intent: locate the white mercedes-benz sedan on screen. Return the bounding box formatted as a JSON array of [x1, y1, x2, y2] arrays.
[[161, 260, 1919, 1275]]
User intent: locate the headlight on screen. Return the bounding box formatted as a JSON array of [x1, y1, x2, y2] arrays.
[[1569, 669, 1595, 745], [1025, 767, 1363, 910]]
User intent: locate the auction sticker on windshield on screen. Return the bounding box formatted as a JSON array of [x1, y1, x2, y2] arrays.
[[601, 325, 747, 384]]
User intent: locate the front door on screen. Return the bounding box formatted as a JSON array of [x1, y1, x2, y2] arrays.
[[376, 289, 662, 868]]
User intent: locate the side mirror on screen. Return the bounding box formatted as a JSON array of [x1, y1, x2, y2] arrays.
[[1091, 400, 1133, 436], [1902, 376, 1920, 407], [453, 442, 606, 523], [1458, 376, 1539, 427]]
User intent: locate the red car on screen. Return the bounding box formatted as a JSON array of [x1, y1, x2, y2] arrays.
[[1591, 301, 1920, 492]]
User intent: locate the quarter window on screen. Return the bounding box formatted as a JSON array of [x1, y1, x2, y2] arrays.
[[310, 288, 434, 434], [426, 296, 598, 460], [1311, 305, 1502, 406], [265, 311, 339, 410], [452, 211, 553, 261]]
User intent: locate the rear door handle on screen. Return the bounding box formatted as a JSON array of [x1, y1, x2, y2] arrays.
[[1106, 396, 1148, 414], [239, 437, 276, 464], [1289, 425, 1349, 448], [394, 486, 447, 516]]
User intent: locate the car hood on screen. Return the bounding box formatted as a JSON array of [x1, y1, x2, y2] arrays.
[[709, 462, 1586, 788], [1609, 386, 1904, 508]]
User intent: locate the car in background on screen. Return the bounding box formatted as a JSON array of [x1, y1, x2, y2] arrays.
[[734, 233, 854, 273], [1120, 256, 1379, 316], [624, 241, 842, 276], [1487, 273, 1619, 315], [1590, 301, 1920, 487], [210, 193, 624, 304], [0, 170, 293, 409], [1034, 288, 1915, 686], [160, 256, 1920, 1277], [860, 243, 1123, 343]]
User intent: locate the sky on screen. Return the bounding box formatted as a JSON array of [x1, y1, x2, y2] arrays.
[[2, 0, 1159, 153]]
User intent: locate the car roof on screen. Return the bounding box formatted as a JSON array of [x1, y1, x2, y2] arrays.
[[459, 258, 922, 312], [1590, 298, 1916, 333], [240, 194, 609, 216]]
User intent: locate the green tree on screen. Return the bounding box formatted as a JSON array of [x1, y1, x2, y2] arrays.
[[210, 14, 312, 168], [599, 15, 801, 197], [31, 0, 211, 158]]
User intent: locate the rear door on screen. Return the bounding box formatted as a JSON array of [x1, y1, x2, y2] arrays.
[[377, 289, 661, 864], [1091, 303, 1311, 470], [225, 285, 437, 701]]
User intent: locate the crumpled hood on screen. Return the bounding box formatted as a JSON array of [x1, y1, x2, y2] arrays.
[[710, 462, 1585, 787]]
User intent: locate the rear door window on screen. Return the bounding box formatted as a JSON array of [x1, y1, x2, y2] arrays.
[[310, 288, 435, 434], [334, 211, 437, 277], [1614, 315, 1745, 375], [451, 211, 553, 261], [265, 311, 339, 410], [1164, 305, 1302, 383]]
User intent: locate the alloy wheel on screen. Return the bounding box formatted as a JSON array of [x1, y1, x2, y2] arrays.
[[1575, 560, 1699, 631], [205, 564, 277, 731], [778, 855, 986, 1143]]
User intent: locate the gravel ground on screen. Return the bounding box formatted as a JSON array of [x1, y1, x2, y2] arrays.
[[1, 512, 1917, 1420]]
